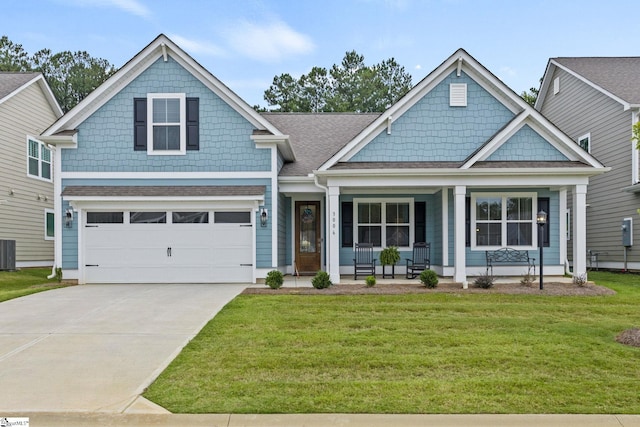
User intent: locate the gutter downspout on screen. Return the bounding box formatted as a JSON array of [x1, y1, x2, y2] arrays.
[[47, 143, 60, 280]]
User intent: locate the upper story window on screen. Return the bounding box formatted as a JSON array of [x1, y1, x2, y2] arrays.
[[471, 193, 537, 249], [578, 133, 590, 153], [27, 137, 51, 181], [133, 94, 199, 154]]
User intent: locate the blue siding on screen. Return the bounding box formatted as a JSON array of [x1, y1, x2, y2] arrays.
[[488, 125, 569, 161], [278, 194, 290, 267], [61, 200, 78, 269], [349, 71, 515, 162], [62, 57, 270, 172]]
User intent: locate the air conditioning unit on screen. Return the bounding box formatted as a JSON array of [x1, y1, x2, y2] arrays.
[[0, 240, 16, 271]]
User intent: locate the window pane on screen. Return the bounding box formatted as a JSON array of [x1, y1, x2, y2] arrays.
[[173, 212, 209, 223], [476, 198, 501, 220], [358, 226, 381, 246], [153, 126, 180, 150], [87, 212, 124, 224], [46, 212, 55, 237], [152, 98, 167, 123], [41, 162, 51, 179], [358, 203, 381, 224], [476, 223, 501, 246], [167, 126, 180, 150], [130, 212, 166, 224], [386, 226, 409, 246], [387, 203, 409, 224], [489, 199, 501, 220], [41, 145, 51, 162], [507, 223, 532, 246], [28, 158, 39, 176], [29, 140, 39, 158], [507, 197, 532, 220], [214, 211, 251, 223], [165, 98, 180, 122]]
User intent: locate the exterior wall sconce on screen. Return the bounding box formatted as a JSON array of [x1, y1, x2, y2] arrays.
[[65, 208, 74, 228], [536, 210, 548, 290], [260, 207, 268, 227]]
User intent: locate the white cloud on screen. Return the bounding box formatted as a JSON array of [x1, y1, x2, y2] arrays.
[[168, 34, 226, 57], [499, 66, 517, 78], [66, 0, 151, 18], [414, 64, 422, 70], [224, 20, 315, 62]]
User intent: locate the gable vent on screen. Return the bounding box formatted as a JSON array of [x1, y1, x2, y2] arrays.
[[450, 83, 467, 107]]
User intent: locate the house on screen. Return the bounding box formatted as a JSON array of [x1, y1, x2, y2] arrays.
[[536, 57, 640, 271], [41, 34, 607, 285], [0, 72, 62, 268]]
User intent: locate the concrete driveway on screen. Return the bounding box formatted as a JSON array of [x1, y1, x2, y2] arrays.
[[0, 283, 246, 413]]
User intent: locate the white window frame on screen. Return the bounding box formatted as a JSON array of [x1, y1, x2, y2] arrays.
[[147, 93, 186, 156], [471, 192, 538, 250], [353, 198, 414, 249], [578, 133, 590, 153], [44, 209, 55, 240], [26, 136, 52, 182]]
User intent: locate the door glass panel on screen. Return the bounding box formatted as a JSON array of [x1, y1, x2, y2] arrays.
[[214, 211, 251, 223], [130, 212, 166, 224], [173, 212, 209, 223], [87, 212, 124, 224], [299, 205, 317, 253]]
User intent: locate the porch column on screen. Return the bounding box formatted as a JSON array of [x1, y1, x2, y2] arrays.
[[453, 185, 467, 284], [559, 187, 568, 273], [327, 185, 341, 284], [573, 184, 588, 278]]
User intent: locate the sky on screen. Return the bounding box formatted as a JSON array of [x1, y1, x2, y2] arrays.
[[2, 0, 639, 108]]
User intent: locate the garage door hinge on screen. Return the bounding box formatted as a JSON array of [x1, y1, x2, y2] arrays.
[[85, 225, 99, 228], [85, 264, 99, 267], [240, 224, 252, 227]]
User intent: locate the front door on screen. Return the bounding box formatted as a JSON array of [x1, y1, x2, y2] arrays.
[[295, 201, 321, 274]]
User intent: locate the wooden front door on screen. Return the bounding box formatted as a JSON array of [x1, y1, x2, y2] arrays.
[[295, 201, 321, 274]]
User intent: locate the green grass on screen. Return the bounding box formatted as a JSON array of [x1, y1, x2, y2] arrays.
[[144, 271, 640, 414], [0, 268, 66, 302]]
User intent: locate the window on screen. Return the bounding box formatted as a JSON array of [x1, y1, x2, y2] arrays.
[[45, 209, 54, 240], [173, 212, 209, 223], [147, 93, 185, 154], [130, 212, 166, 224], [471, 193, 536, 249], [354, 199, 412, 248], [214, 211, 251, 224], [27, 137, 51, 181], [578, 133, 590, 153], [87, 212, 124, 224]]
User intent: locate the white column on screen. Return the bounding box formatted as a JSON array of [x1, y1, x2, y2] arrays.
[[453, 186, 467, 285], [558, 188, 568, 273], [327, 185, 341, 284], [441, 189, 449, 267], [573, 184, 587, 278]]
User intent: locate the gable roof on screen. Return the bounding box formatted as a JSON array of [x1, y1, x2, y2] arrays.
[[0, 72, 62, 117], [263, 113, 380, 176], [42, 34, 284, 140], [317, 48, 604, 173], [536, 57, 640, 110]]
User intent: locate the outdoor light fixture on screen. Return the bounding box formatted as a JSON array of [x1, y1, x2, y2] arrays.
[[260, 207, 268, 227], [65, 208, 74, 228], [537, 210, 548, 290]]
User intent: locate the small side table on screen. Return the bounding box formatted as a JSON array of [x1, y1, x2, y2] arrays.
[[382, 264, 395, 279]]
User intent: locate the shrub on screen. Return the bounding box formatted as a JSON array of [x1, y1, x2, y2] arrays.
[[365, 275, 376, 287], [473, 272, 495, 289], [265, 270, 284, 289], [311, 271, 332, 289], [520, 271, 536, 287], [573, 273, 588, 287], [379, 246, 400, 266], [55, 267, 63, 283], [420, 269, 438, 288]]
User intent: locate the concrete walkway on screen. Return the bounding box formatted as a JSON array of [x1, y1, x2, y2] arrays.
[[0, 283, 246, 413]]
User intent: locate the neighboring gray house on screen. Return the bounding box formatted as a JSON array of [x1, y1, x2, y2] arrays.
[[536, 57, 640, 271], [0, 73, 62, 267]]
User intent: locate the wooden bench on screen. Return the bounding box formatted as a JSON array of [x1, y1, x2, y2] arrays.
[[485, 248, 535, 276]]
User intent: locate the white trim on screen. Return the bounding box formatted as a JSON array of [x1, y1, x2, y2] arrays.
[[633, 110, 640, 184], [271, 146, 278, 268], [146, 93, 186, 155], [44, 208, 55, 241], [352, 197, 414, 250], [60, 171, 272, 179], [0, 74, 62, 117], [441, 189, 449, 267], [17, 260, 54, 268], [470, 192, 538, 250], [26, 136, 53, 183]]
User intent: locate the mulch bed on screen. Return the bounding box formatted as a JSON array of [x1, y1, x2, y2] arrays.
[[243, 281, 616, 296]]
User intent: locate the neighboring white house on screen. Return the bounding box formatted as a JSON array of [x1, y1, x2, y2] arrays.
[[0, 72, 62, 267]]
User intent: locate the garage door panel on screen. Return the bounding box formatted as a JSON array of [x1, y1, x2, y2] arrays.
[[83, 211, 254, 284]]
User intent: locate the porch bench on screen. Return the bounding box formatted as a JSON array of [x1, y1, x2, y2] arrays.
[[485, 248, 535, 276]]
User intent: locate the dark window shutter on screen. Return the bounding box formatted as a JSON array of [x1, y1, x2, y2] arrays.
[[133, 98, 147, 151], [342, 202, 353, 247], [186, 97, 199, 151], [538, 197, 550, 247], [465, 197, 471, 247], [414, 201, 426, 243]]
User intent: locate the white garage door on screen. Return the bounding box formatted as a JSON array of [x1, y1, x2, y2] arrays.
[[83, 210, 253, 283]]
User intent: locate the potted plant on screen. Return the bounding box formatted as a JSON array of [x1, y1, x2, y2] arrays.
[[379, 246, 400, 278]]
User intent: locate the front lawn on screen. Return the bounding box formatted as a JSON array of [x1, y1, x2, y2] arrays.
[[0, 268, 66, 302], [144, 271, 640, 414]]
